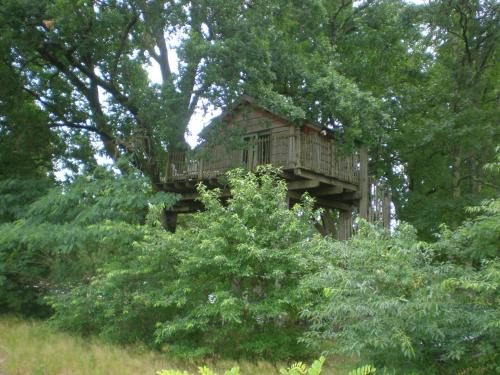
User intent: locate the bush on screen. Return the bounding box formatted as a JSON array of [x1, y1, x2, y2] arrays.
[[153, 167, 321, 359], [300, 209, 500, 374]]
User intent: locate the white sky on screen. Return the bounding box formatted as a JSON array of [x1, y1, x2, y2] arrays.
[[147, 47, 220, 148]]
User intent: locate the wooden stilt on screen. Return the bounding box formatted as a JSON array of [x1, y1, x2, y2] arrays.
[[358, 146, 369, 220], [338, 209, 353, 240]]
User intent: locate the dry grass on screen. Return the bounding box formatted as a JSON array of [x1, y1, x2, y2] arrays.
[[0, 316, 355, 375]]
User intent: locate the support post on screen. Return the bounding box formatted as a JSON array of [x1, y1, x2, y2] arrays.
[[358, 146, 369, 220], [338, 209, 352, 240]]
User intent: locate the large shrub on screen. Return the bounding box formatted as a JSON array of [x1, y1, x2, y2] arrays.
[[49, 167, 323, 359], [154, 167, 320, 359]]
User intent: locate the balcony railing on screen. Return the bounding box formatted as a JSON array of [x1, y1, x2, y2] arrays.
[[165, 133, 359, 185]]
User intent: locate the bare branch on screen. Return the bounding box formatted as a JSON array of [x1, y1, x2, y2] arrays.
[[48, 121, 102, 134]]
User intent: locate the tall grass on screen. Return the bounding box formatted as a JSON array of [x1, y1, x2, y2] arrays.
[[0, 317, 354, 375]]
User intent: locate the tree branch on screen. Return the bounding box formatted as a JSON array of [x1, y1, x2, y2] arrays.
[[454, 4, 473, 65], [111, 13, 139, 79], [63, 50, 139, 116], [155, 28, 173, 84], [22, 85, 128, 152], [37, 45, 90, 95], [178, 3, 204, 117]]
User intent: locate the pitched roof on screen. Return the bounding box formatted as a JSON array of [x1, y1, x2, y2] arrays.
[[199, 95, 325, 140]]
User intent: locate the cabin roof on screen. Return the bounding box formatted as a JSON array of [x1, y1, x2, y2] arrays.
[[199, 95, 327, 140]]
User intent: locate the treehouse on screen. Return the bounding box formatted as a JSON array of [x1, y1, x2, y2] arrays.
[[163, 95, 373, 238]]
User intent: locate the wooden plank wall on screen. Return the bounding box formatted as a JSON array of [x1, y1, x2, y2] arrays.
[[300, 133, 359, 184], [165, 105, 361, 185]]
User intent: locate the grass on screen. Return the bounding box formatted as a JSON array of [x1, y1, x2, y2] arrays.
[[0, 316, 355, 375]]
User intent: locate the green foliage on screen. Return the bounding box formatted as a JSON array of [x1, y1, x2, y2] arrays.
[[157, 357, 326, 375], [153, 167, 320, 359], [2, 163, 499, 372], [279, 356, 325, 375], [46, 218, 176, 341], [0, 178, 53, 224], [0, 167, 176, 316], [391, 0, 499, 239], [347, 365, 376, 375], [48, 166, 322, 359], [301, 211, 500, 374], [434, 198, 500, 265], [0, 58, 58, 180]]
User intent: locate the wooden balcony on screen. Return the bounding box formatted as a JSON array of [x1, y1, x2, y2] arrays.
[[164, 133, 360, 189]]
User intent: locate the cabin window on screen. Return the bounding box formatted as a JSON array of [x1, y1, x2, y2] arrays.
[[242, 133, 270, 168]]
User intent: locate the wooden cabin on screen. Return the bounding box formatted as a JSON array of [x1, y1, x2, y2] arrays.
[[163, 96, 371, 238]]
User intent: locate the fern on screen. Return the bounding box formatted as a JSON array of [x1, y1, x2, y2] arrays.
[[157, 357, 325, 375], [280, 356, 325, 375], [280, 362, 308, 375], [347, 365, 376, 375]]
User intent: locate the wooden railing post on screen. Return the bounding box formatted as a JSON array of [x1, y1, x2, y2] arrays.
[[198, 158, 204, 180], [166, 152, 172, 181], [358, 146, 369, 220]]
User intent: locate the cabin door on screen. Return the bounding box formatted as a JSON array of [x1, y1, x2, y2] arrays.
[[242, 133, 270, 170]]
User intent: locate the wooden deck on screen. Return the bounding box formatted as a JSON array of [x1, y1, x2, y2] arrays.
[[164, 132, 360, 187]]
